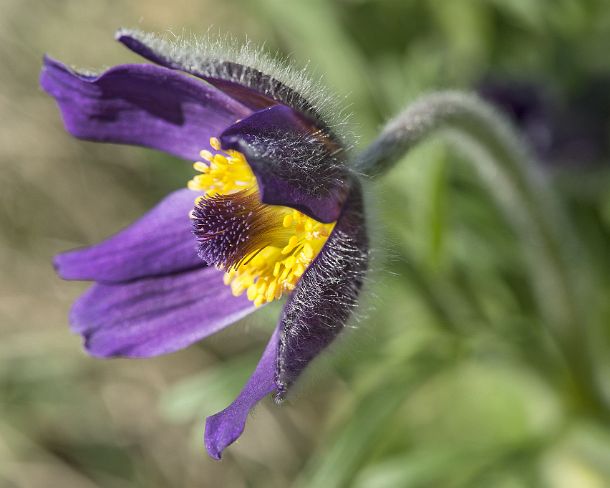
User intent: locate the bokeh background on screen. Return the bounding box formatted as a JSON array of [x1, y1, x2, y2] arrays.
[[1, 1, 610, 486]]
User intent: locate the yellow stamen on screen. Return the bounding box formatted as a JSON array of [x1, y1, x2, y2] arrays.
[[199, 149, 213, 161], [282, 214, 293, 228], [188, 137, 335, 307], [210, 137, 221, 150]]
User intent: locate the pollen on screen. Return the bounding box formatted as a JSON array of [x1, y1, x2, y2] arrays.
[[188, 137, 335, 307]]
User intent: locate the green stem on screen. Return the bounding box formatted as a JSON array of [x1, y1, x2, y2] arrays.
[[356, 91, 607, 416]]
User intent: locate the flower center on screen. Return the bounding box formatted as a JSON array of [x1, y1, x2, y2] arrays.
[[188, 137, 335, 307]]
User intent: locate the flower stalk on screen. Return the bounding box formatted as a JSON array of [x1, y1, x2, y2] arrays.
[[356, 91, 607, 416]]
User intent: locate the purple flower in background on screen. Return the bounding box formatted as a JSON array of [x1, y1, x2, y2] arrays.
[[478, 76, 610, 166], [41, 30, 368, 459]]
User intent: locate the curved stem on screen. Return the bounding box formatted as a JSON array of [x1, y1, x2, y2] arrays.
[[356, 91, 606, 416]]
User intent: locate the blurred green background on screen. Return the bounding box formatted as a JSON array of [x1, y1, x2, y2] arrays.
[[1, 0, 610, 486]]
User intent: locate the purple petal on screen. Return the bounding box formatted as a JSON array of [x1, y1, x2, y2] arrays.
[[40, 56, 251, 161], [116, 29, 327, 125], [276, 180, 368, 398], [117, 30, 274, 112], [220, 105, 350, 223], [55, 189, 202, 283], [71, 266, 256, 358], [205, 325, 279, 460]]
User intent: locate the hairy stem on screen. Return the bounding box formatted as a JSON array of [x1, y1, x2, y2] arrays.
[[356, 91, 606, 416]]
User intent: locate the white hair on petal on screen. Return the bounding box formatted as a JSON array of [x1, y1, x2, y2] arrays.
[[116, 28, 354, 148], [275, 181, 369, 398]]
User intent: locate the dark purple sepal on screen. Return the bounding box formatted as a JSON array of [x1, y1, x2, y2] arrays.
[[116, 29, 331, 128], [220, 105, 349, 223], [117, 31, 276, 112], [204, 325, 279, 460], [55, 189, 202, 283], [70, 266, 256, 358], [275, 179, 368, 398], [40, 56, 251, 161]]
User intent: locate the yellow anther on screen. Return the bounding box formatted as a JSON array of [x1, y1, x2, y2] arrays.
[[187, 138, 258, 197], [257, 280, 268, 295], [266, 281, 277, 302], [284, 255, 296, 269], [197, 175, 214, 187], [212, 154, 228, 166], [279, 266, 291, 282], [247, 284, 258, 301], [193, 161, 208, 173], [200, 149, 213, 161], [188, 136, 335, 307], [303, 243, 314, 259], [281, 235, 299, 255]]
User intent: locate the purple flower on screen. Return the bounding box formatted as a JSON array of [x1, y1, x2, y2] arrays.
[[478, 76, 610, 166], [41, 30, 368, 459]]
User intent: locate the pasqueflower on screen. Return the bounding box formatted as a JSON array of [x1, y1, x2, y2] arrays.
[[41, 29, 368, 459], [478, 76, 610, 165]]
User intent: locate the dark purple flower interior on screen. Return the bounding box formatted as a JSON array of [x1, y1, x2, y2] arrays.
[[221, 105, 350, 223], [192, 190, 283, 268]]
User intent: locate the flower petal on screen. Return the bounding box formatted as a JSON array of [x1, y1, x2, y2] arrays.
[[70, 266, 256, 358], [117, 30, 275, 112], [54, 189, 202, 283], [204, 325, 279, 460], [116, 29, 327, 125], [276, 180, 368, 398], [220, 105, 350, 223], [40, 56, 251, 161]]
